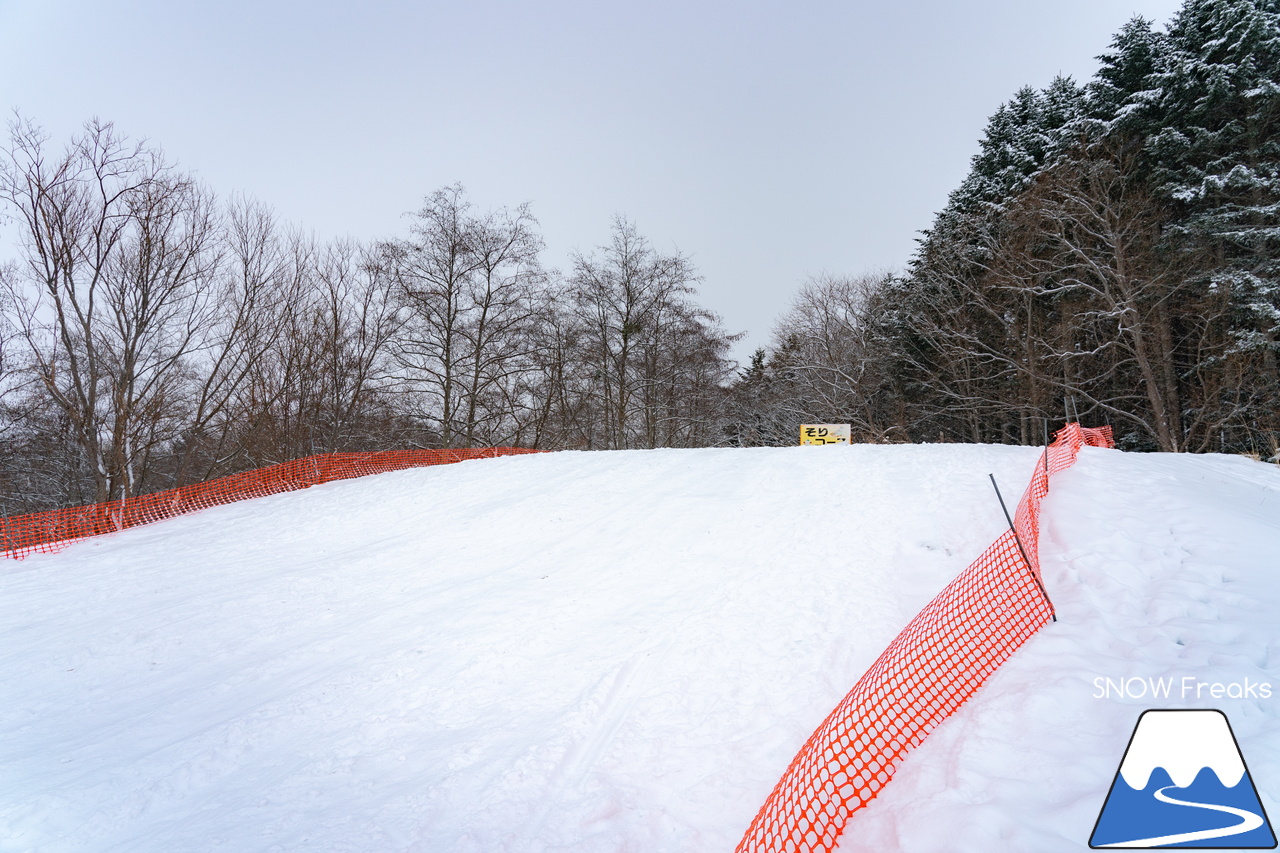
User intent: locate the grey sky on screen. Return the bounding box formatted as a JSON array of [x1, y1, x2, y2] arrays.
[[2, 0, 1186, 362]]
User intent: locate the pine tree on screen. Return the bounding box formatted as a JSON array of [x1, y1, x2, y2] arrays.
[[1087, 16, 1170, 130], [1152, 0, 1280, 444]]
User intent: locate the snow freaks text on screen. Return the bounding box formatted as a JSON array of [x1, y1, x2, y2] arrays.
[[1093, 677, 1273, 701]]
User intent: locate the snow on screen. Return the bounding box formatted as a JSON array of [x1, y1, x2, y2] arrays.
[[849, 447, 1280, 851], [1, 444, 1277, 852]]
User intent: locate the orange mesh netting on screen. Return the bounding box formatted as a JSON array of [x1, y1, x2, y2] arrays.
[[736, 422, 1114, 853], [1, 448, 540, 560]]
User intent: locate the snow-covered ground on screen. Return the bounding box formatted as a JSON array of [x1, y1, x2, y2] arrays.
[[853, 447, 1280, 851], [1, 444, 1276, 852]]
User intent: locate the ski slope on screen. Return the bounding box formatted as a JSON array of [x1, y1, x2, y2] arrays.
[[2, 444, 1277, 852]]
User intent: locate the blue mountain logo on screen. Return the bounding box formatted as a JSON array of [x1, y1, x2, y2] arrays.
[[1090, 709, 1276, 848]]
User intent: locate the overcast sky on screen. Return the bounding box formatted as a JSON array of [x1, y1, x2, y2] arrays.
[[1, 0, 1187, 362]]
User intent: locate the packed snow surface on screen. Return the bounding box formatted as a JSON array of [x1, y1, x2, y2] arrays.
[[1, 444, 1277, 852]]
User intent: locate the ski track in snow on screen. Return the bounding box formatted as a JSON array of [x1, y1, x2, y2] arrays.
[[1, 445, 1277, 852]]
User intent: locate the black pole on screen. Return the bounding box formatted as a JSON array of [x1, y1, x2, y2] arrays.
[[1042, 419, 1050, 481], [989, 473, 1057, 622]]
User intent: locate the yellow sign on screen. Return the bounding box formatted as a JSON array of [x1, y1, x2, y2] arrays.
[[800, 424, 851, 445]]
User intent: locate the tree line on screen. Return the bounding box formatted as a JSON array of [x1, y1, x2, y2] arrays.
[[4, 0, 1277, 514], [0, 121, 738, 512], [733, 0, 1279, 455]]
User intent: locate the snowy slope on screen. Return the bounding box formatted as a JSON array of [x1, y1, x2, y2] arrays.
[[850, 448, 1280, 851], [1, 445, 1277, 852]]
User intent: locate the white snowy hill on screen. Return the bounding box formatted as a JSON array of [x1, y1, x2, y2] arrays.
[[2, 444, 1277, 852]]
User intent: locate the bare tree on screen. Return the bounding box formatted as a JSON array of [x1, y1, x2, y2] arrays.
[[311, 240, 403, 448], [568, 217, 735, 449], [455, 202, 546, 446], [1, 117, 221, 501], [761, 272, 903, 441], [201, 221, 405, 467], [1002, 147, 1211, 451], [515, 280, 595, 448], [387, 184, 544, 447], [169, 197, 306, 479], [0, 262, 16, 422]]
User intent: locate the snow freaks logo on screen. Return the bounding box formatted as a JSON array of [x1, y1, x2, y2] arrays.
[[1089, 710, 1277, 849], [1093, 676, 1273, 701]]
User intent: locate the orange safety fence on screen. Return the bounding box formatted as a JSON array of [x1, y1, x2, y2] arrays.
[[1, 447, 541, 560], [736, 422, 1114, 853]]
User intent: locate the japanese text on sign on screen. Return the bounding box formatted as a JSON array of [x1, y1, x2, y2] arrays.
[[799, 424, 851, 445]]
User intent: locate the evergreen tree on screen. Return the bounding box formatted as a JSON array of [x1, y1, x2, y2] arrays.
[[1153, 0, 1280, 444], [1087, 16, 1169, 130], [846, 0, 1278, 451]]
